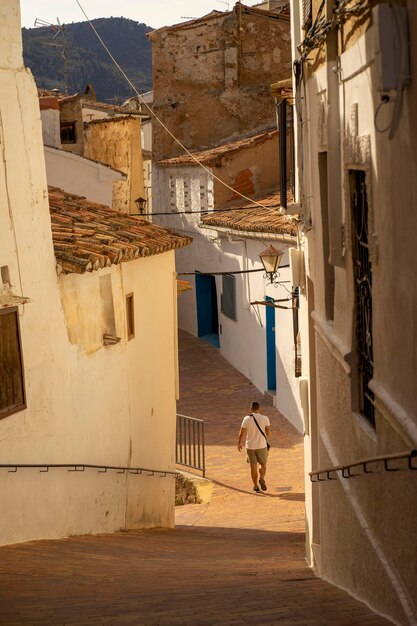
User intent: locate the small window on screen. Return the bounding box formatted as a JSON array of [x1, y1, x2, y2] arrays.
[[221, 274, 237, 321], [350, 170, 375, 427], [126, 293, 135, 340], [0, 308, 26, 419], [60, 121, 77, 144]]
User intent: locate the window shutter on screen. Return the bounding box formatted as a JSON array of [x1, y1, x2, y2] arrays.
[[221, 274, 237, 321], [302, 0, 312, 30]]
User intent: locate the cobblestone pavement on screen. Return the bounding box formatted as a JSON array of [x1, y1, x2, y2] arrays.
[[0, 332, 391, 626]]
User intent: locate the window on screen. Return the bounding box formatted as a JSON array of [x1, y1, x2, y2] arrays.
[[292, 288, 302, 377], [350, 170, 375, 427], [60, 121, 77, 144], [99, 275, 120, 346], [318, 153, 335, 320], [302, 0, 312, 30], [278, 99, 295, 210], [221, 274, 237, 321], [126, 293, 135, 340], [0, 308, 26, 419]]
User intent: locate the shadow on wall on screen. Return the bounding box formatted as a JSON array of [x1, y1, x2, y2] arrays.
[[275, 348, 304, 433]]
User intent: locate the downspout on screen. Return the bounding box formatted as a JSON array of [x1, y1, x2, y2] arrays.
[[326, 0, 344, 267]]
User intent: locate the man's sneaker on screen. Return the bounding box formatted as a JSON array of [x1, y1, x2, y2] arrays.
[[259, 477, 267, 491], [253, 485, 260, 493]]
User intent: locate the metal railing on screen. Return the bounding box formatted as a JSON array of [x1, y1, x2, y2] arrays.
[[176, 413, 206, 477], [0, 463, 177, 477], [310, 449, 417, 482]]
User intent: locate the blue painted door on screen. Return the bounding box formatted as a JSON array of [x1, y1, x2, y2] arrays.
[[265, 296, 276, 391], [195, 273, 219, 347]]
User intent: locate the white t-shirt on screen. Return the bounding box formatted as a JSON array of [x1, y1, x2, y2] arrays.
[[241, 413, 270, 450]]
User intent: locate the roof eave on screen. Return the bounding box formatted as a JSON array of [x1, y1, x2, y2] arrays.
[[198, 223, 297, 243]]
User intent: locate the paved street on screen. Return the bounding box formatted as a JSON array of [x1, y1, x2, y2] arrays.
[[0, 332, 391, 625]]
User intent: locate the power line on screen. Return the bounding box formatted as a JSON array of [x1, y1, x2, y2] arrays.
[[74, 0, 273, 211], [177, 264, 290, 276], [150, 203, 280, 216]]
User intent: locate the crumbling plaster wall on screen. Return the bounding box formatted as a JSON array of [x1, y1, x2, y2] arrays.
[[150, 8, 291, 160], [84, 117, 144, 213], [212, 134, 279, 207]]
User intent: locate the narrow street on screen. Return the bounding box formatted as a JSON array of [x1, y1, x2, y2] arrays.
[[0, 332, 390, 626]]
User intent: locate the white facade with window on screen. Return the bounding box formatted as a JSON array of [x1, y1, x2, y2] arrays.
[[291, 2, 417, 623], [154, 163, 304, 433], [0, 2, 188, 546]]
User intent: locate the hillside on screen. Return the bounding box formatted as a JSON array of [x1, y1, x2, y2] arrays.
[[22, 17, 153, 103]]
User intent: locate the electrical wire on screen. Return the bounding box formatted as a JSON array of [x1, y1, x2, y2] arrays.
[[298, 0, 370, 63], [150, 203, 281, 216], [374, 96, 392, 134], [75, 0, 273, 212]]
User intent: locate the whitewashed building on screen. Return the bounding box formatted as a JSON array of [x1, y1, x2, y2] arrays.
[[154, 131, 304, 432], [289, 1, 417, 624], [0, 1, 191, 546]]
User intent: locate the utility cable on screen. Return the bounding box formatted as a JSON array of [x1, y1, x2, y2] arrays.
[[147, 202, 284, 216], [177, 264, 290, 276], [75, 0, 273, 211]]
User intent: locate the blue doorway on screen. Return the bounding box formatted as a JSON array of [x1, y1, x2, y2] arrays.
[[195, 273, 219, 348], [265, 296, 276, 391]]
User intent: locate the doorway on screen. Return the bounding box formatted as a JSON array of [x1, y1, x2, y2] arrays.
[[195, 273, 219, 348], [265, 296, 276, 391]]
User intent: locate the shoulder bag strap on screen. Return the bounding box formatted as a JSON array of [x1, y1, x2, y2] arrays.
[[251, 413, 267, 442]]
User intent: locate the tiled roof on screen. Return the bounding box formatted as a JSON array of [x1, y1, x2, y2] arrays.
[[48, 187, 192, 275], [85, 115, 140, 126], [201, 192, 298, 237], [158, 129, 278, 168], [81, 99, 143, 116], [150, 3, 288, 35]]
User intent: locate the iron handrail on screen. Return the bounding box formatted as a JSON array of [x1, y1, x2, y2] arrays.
[[310, 449, 417, 482], [176, 413, 206, 477], [0, 463, 177, 477]]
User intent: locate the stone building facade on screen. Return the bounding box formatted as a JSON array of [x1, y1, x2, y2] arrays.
[[149, 3, 292, 161], [84, 116, 144, 213]]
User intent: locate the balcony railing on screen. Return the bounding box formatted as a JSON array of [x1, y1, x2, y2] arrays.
[[176, 413, 206, 477]]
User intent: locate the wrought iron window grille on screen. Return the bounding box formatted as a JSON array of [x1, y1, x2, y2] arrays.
[[350, 170, 375, 427]]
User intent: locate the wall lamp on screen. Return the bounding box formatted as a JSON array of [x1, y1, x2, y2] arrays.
[[259, 245, 285, 284], [132, 196, 147, 216]]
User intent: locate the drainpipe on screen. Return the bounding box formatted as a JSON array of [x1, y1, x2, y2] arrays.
[[326, 0, 344, 267]]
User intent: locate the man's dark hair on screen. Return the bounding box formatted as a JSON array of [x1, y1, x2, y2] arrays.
[[251, 401, 260, 411]]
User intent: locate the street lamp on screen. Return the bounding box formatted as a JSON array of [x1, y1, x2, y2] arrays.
[[259, 245, 284, 284], [133, 196, 147, 216]]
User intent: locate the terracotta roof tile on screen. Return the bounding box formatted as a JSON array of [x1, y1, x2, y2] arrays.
[[85, 115, 140, 126], [81, 98, 143, 116], [201, 192, 298, 237], [48, 187, 192, 275], [158, 129, 278, 167]]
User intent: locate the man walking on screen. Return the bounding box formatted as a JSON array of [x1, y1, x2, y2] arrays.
[[238, 401, 271, 492]]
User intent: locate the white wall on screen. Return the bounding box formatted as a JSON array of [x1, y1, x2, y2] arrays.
[[44, 145, 124, 207], [292, 2, 417, 622], [0, 2, 178, 545], [40, 108, 61, 148], [154, 163, 303, 432]]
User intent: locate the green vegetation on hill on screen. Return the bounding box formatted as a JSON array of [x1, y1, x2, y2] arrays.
[[22, 17, 153, 102]]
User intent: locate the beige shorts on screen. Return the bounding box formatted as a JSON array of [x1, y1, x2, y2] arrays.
[[246, 447, 268, 465]]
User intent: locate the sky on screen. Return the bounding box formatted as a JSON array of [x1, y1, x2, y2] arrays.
[[20, 0, 259, 30]]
